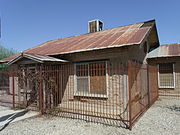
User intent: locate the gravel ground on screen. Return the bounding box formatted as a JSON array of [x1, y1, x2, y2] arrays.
[[0, 106, 11, 111], [0, 98, 180, 135]]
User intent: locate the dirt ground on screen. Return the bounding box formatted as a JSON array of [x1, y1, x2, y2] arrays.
[[0, 98, 180, 135]]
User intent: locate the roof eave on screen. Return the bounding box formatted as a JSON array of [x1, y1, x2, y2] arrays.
[[7, 53, 68, 65]]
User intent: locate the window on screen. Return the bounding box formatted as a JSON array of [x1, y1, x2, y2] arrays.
[[75, 61, 107, 97], [158, 63, 175, 88]]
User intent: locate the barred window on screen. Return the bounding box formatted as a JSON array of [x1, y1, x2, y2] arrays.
[[158, 63, 175, 88], [75, 61, 107, 97]]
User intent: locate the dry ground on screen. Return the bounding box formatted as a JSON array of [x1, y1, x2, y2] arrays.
[[0, 98, 180, 135]]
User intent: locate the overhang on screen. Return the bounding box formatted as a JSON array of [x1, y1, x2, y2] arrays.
[[7, 53, 68, 65], [148, 43, 180, 59]]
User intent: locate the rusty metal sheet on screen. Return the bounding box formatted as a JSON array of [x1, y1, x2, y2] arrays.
[[0, 21, 152, 63], [148, 43, 180, 58], [168, 43, 180, 56], [21, 22, 147, 55]]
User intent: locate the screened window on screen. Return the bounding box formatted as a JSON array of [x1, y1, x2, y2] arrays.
[[158, 63, 175, 88], [75, 61, 107, 97]]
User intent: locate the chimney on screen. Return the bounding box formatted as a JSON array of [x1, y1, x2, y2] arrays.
[[88, 19, 103, 33]]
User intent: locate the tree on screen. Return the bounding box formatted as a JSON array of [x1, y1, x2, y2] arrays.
[[0, 45, 17, 71]]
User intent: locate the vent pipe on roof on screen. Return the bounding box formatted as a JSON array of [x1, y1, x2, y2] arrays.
[[88, 20, 103, 33]]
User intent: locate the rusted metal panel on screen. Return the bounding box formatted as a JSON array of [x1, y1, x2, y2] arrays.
[[23, 24, 149, 55], [148, 43, 180, 58], [168, 43, 180, 56], [0, 21, 152, 63]]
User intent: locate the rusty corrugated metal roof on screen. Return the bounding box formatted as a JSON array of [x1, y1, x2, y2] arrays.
[[7, 53, 68, 65], [148, 43, 180, 58], [0, 54, 19, 63], [22, 23, 149, 56], [0, 20, 153, 63]]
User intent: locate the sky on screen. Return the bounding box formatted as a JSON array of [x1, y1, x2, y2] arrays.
[[0, 0, 180, 52]]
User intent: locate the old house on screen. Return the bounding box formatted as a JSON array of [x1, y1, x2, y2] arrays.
[[148, 43, 180, 98], [0, 19, 159, 129]]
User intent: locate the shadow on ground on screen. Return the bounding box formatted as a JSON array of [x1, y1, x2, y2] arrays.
[[0, 109, 29, 131]]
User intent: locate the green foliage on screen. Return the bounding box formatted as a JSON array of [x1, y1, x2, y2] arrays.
[[0, 45, 17, 60], [0, 45, 17, 71]]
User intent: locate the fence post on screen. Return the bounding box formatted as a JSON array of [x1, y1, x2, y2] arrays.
[[147, 65, 150, 107], [156, 67, 159, 100], [12, 72, 15, 108], [128, 61, 132, 130], [39, 66, 44, 114]]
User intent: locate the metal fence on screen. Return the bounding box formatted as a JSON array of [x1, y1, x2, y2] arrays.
[[0, 70, 40, 110], [128, 62, 158, 128], [0, 61, 158, 129]]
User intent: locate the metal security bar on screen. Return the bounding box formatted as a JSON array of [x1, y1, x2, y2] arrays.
[[0, 61, 159, 129], [158, 63, 180, 98]]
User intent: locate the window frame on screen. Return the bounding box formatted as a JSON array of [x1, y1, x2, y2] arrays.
[[158, 63, 175, 89], [74, 61, 108, 98]]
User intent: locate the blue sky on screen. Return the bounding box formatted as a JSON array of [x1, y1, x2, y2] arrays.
[[0, 0, 180, 52]]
